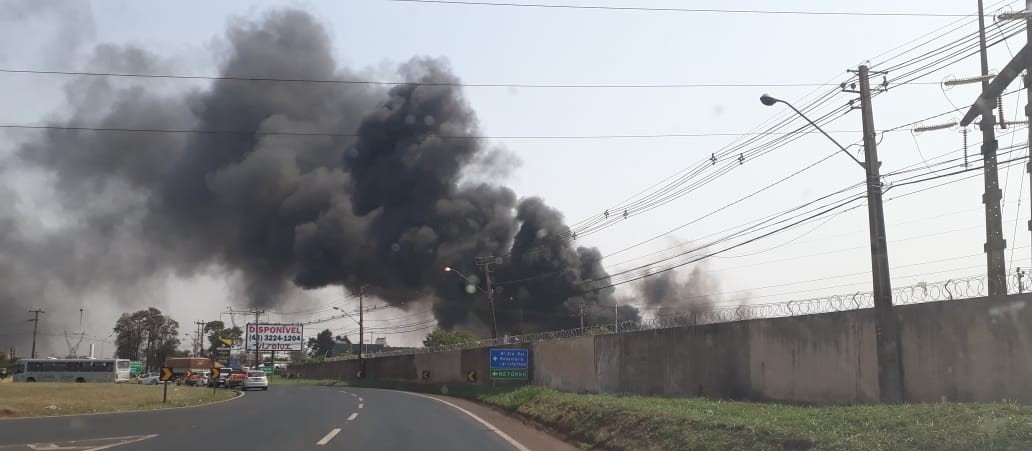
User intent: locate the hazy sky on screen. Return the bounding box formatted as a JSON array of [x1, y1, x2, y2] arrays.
[[1, 0, 1028, 351]]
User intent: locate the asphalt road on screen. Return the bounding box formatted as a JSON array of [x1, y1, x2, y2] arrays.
[[0, 385, 543, 451]]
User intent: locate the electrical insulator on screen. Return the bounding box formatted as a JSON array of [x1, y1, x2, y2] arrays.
[[963, 128, 969, 168]]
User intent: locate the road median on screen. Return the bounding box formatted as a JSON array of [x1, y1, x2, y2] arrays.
[[0, 383, 238, 418]]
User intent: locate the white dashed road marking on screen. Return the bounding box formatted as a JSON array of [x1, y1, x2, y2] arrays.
[[358, 403, 364, 409], [316, 428, 341, 446], [347, 412, 359, 421]]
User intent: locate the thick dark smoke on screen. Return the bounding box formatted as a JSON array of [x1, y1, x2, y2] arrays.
[[636, 266, 720, 317], [0, 8, 644, 338]]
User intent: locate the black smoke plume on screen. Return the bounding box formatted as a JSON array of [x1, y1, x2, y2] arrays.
[[0, 8, 641, 339]]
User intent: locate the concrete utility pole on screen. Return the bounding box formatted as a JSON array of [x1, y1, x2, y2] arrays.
[[614, 299, 618, 332], [977, 0, 1009, 296], [1026, 0, 1032, 269], [28, 309, 43, 359], [579, 300, 585, 331], [251, 309, 265, 368], [475, 256, 499, 339], [856, 65, 905, 404], [359, 286, 365, 357], [760, 65, 903, 403]]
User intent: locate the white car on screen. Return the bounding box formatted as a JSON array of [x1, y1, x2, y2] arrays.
[[241, 370, 268, 391], [139, 372, 166, 385]]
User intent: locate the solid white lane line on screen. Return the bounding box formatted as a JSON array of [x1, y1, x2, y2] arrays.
[[358, 403, 364, 409], [316, 428, 341, 446], [396, 391, 531, 451], [347, 412, 359, 421]]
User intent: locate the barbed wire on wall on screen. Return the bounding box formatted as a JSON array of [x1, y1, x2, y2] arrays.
[[320, 272, 1028, 362]]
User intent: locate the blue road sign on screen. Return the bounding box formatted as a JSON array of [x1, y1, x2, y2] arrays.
[[490, 349, 528, 369]]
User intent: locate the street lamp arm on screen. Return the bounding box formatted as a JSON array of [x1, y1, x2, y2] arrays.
[[761, 95, 865, 169], [444, 267, 489, 294]]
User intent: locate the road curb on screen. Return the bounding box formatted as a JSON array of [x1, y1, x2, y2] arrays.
[[0, 389, 244, 421]]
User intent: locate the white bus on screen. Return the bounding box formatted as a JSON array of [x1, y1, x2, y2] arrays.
[[12, 358, 132, 383]]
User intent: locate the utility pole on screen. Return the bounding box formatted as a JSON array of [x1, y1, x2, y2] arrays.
[[1025, 0, 1032, 271], [577, 299, 586, 330], [358, 285, 365, 378], [359, 286, 365, 357], [856, 64, 905, 403], [251, 309, 265, 368], [475, 256, 499, 339], [194, 321, 205, 357], [28, 309, 43, 359], [977, 0, 1009, 296], [614, 299, 618, 332]]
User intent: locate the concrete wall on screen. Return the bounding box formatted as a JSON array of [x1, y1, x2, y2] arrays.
[[532, 335, 596, 392], [290, 293, 1032, 405], [899, 295, 1032, 403]]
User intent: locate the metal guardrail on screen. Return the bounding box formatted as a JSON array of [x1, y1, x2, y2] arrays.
[[325, 273, 1026, 361]]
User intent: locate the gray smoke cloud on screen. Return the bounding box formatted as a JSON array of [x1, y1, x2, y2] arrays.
[[636, 265, 720, 317], [0, 8, 642, 341]]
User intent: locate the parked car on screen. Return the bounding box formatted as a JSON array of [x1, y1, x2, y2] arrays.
[[227, 369, 247, 388], [241, 370, 269, 391], [139, 372, 165, 385]]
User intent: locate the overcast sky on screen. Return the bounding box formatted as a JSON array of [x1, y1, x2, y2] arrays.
[[1, 0, 1027, 352]]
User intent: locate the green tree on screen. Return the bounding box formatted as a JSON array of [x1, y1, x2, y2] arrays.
[[422, 329, 478, 348], [204, 320, 243, 355], [113, 308, 180, 371], [306, 329, 335, 357]]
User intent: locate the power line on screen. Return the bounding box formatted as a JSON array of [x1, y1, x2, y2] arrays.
[[385, 0, 974, 17], [0, 124, 870, 141], [0, 68, 872, 90]]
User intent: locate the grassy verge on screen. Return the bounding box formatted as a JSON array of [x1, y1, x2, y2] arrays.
[[333, 380, 1032, 451], [0, 383, 237, 418]]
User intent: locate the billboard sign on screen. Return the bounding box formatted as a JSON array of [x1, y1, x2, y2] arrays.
[[246, 323, 304, 351]]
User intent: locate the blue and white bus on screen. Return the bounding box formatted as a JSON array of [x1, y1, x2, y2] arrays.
[[12, 358, 131, 383]]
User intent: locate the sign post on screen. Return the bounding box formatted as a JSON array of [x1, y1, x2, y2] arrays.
[[489, 349, 529, 382], [159, 367, 173, 403], [210, 367, 221, 396]]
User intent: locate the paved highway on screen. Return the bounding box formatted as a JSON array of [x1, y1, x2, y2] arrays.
[[0, 385, 573, 450]]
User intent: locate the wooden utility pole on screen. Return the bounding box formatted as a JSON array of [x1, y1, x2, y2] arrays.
[[856, 65, 904, 403], [475, 256, 499, 339], [28, 309, 44, 359], [977, 0, 1009, 296]]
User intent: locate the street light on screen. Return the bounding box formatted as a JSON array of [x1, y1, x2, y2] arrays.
[[443, 266, 487, 294], [761, 82, 903, 403], [443, 266, 497, 338], [759, 94, 864, 167]]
